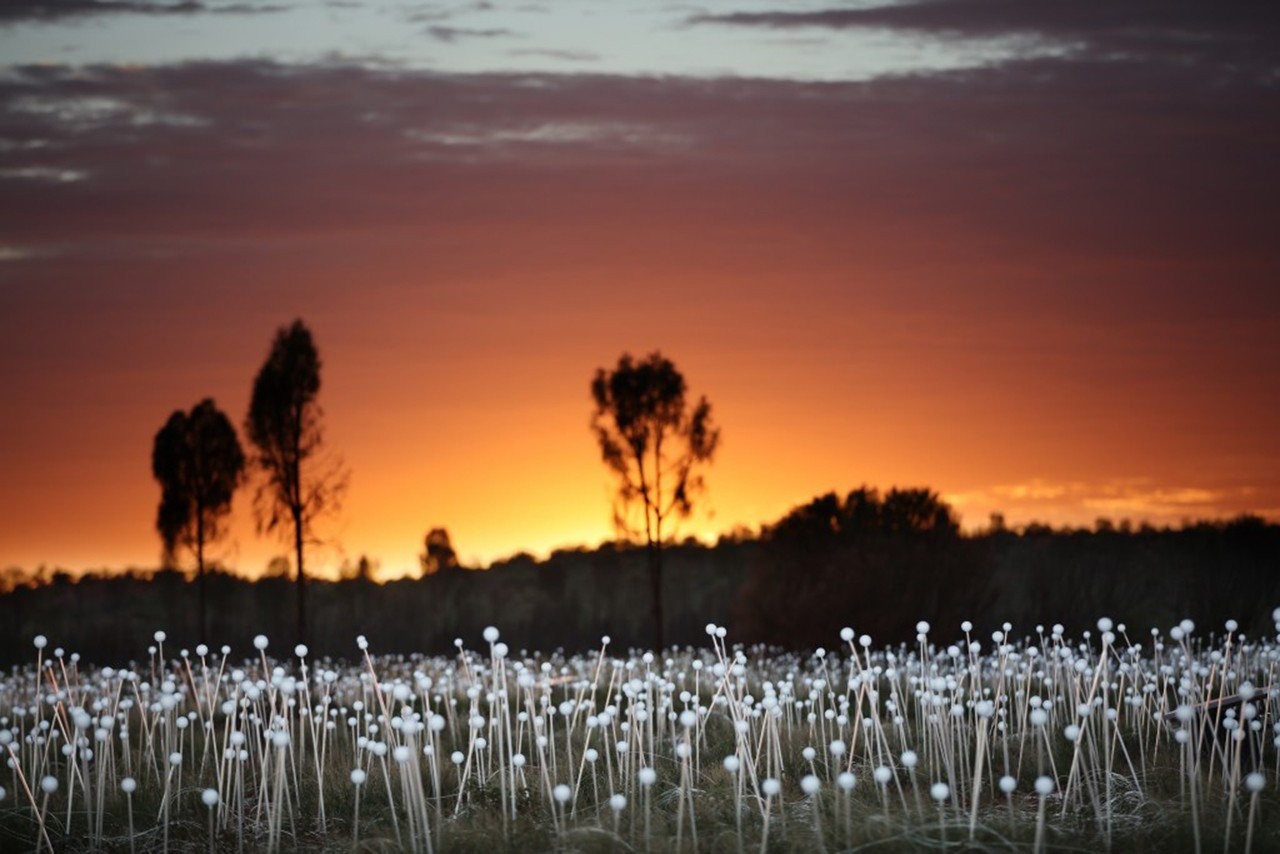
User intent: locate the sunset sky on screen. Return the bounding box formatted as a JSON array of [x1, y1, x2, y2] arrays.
[[1, 0, 1278, 578]]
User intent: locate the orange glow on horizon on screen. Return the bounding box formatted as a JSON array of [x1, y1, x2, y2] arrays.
[[2, 324, 1273, 584], [1, 66, 1277, 577]]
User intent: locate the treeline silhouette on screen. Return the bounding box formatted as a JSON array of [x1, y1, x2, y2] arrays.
[[2, 487, 1276, 664]]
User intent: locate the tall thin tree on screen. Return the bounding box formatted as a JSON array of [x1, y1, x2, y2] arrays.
[[151, 398, 245, 641], [245, 319, 347, 644], [591, 351, 720, 650]]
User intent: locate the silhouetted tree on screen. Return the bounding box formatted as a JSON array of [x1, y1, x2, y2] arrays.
[[736, 487, 981, 646], [879, 487, 959, 535], [150, 398, 245, 641], [590, 351, 720, 650], [263, 555, 292, 579], [340, 554, 378, 581], [420, 528, 459, 576], [245, 319, 348, 645]]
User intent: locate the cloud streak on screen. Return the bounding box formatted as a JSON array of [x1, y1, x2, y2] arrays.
[[507, 48, 599, 63], [690, 0, 1280, 73], [945, 479, 1269, 530], [426, 25, 515, 43], [688, 0, 1280, 38], [0, 165, 87, 181], [0, 0, 285, 21]]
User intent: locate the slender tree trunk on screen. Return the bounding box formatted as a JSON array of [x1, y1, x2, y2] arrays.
[[293, 506, 307, 645], [196, 511, 207, 642], [650, 509, 664, 652], [652, 438, 663, 653], [648, 540, 663, 652]]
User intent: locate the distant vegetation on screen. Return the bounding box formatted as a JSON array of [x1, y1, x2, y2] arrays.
[[1, 487, 1275, 665]]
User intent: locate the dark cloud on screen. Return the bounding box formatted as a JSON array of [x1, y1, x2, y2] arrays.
[[427, 25, 515, 43], [688, 0, 1280, 37], [507, 48, 599, 62], [690, 0, 1280, 72], [0, 0, 285, 22], [0, 0, 199, 20], [0, 55, 1276, 325], [212, 2, 286, 11]]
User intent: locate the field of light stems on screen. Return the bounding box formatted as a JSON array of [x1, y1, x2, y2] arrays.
[[1, 616, 1278, 852]]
